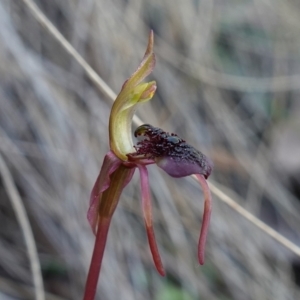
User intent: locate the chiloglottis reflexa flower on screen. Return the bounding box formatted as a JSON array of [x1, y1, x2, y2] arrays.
[[83, 31, 213, 300]]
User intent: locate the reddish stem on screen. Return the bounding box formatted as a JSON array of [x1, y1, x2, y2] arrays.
[[195, 174, 212, 265], [83, 218, 111, 300]]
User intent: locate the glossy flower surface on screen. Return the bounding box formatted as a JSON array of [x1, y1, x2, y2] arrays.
[[83, 31, 213, 300]]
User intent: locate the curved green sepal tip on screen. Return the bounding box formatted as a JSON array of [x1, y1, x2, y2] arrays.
[[109, 31, 156, 161]]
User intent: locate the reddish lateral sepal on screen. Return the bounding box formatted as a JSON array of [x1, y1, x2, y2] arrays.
[[138, 165, 165, 276], [196, 174, 212, 265], [87, 151, 121, 234]]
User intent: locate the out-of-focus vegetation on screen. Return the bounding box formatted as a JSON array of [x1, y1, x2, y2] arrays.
[[1, 0, 300, 299]]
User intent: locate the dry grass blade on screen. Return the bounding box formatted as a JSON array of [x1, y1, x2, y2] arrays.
[[20, 0, 143, 127], [19, 0, 300, 260], [207, 179, 300, 257], [0, 154, 45, 300], [20, 0, 116, 101]]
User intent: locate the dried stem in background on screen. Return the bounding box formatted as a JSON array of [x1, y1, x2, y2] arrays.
[[0, 154, 45, 300]]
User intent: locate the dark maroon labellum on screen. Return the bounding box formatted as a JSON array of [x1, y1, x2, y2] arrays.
[[129, 124, 213, 179]]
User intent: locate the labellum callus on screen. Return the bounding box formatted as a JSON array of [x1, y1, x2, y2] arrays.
[[129, 124, 213, 179]]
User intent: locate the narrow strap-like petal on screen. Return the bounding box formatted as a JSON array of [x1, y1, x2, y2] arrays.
[[137, 165, 165, 276], [87, 151, 121, 234], [195, 174, 212, 265]]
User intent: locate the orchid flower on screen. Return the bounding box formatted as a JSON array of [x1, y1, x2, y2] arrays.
[[83, 31, 213, 300]]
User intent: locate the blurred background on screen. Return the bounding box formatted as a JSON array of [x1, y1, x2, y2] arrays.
[[1, 0, 300, 299]]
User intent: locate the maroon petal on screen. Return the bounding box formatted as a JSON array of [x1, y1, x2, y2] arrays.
[[87, 151, 122, 234], [195, 174, 212, 265], [137, 165, 165, 276]]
